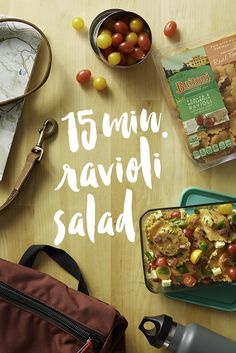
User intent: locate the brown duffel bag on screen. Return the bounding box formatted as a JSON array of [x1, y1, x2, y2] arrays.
[[0, 245, 128, 353]]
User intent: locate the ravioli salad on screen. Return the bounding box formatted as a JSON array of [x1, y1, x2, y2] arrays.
[[143, 203, 236, 289]]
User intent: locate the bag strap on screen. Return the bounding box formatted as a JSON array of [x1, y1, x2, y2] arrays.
[[0, 119, 58, 212], [0, 17, 52, 107], [19, 245, 89, 295]]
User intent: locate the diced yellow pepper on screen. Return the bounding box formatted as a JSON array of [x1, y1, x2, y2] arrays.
[[217, 204, 232, 215], [190, 249, 202, 264]]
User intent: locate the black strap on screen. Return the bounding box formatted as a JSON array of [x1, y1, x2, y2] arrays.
[[19, 245, 89, 295]]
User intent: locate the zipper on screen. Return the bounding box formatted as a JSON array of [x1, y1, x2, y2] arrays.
[[77, 338, 94, 353], [0, 282, 105, 352]]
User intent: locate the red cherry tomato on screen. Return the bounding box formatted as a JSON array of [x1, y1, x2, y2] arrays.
[[101, 46, 114, 59], [114, 21, 129, 35], [132, 47, 145, 60], [155, 257, 168, 267], [183, 227, 194, 241], [171, 211, 181, 218], [227, 267, 236, 280], [119, 41, 134, 54], [127, 54, 137, 66], [150, 261, 158, 270], [139, 31, 149, 37], [138, 34, 151, 52], [164, 20, 177, 37], [76, 69, 91, 84], [227, 244, 236, 256], [119, 52, 127, 66], [203, 118, 214, 128], [112, 33, 123, 47], [183, 274, 197, 287], [102, 19, 116, 32], [196, 115, 205, 125]]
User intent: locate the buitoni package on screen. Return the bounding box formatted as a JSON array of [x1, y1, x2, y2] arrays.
[[155, 32, 236, 169]]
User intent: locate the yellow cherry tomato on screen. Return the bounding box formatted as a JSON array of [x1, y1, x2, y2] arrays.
[[125, 32, 138, 45], [99, 29, 112, 37], [217, 204, 233, 215], [93, 77, 107, 91], [190, 249, 202, 264], [108, 52, 121, 65], [96, 33, 112, 49], [72, 17, 85, 30], [129, 18, 144, 33]]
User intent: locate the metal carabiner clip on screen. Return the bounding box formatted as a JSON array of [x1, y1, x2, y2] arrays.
[[32, 119, 58, 161]]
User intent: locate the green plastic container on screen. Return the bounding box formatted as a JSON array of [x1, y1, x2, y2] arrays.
[[165, 187, 236, 311]]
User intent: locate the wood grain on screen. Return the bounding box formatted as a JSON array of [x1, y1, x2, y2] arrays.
[[0, 1, 236, 352]]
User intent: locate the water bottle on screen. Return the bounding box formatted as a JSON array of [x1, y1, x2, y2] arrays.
[[139, 314, 236, 353]]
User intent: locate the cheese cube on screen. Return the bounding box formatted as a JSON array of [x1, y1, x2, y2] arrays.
[[215, 241, 225, 249], [161, 279, 172, 287], [150, 270, 158, 280], [154, 211, 163, 219], [212, 267, 222, 276]]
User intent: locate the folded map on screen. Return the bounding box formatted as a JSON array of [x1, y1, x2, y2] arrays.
[[0, 17, 41, 180]]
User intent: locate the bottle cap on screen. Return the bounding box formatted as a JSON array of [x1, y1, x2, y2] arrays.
[[139, 314, 173, 348]]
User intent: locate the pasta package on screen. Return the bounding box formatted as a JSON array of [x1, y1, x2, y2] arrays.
[[140, 203, 236, 293], [157, 33, 236, 169]]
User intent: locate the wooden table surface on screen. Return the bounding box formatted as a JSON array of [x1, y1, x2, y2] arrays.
[[0, 0, 236, 352]]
